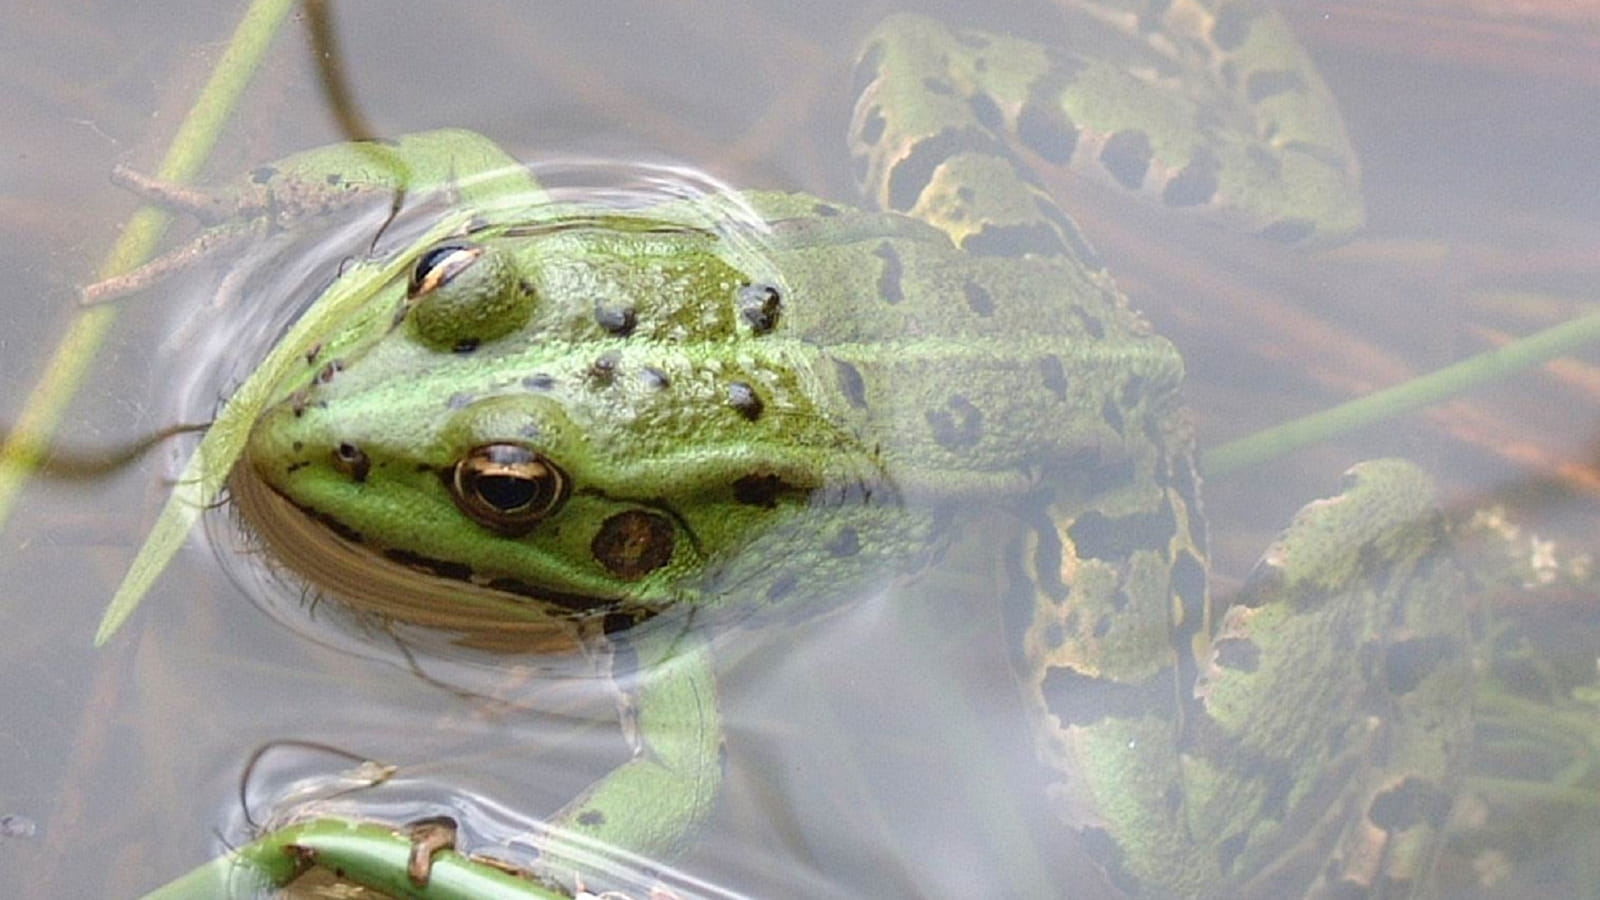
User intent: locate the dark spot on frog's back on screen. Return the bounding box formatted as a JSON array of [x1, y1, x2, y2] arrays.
[[962, 279, 994, 317], [641, 367, 670, 390], [594, 302, 637, 337], [851, 41, 885, 99], [926, 394, 984, 450], [1017, 86, 1080, 166], [962, 223, 1066, 258], [1038, 355, 1067, 398], [1100, 130, 1153, 191], [1092, 614, 1113, 639], [1072, 305, 1106, 340], [858, 106, 887, 146], [968, 91, 1003, 131], [886, 127, 1009, 212], [589, 353, 619, 383], [1385, 634, 1456, 695], [1213, 636, 1261, 673], [832, 358, 868, 408], [1163, 147, 1221, 208], [1041, 665, 1167, 728], [826, 526, 860, 557], [1119, 375, 1148, 412], [1216, 831, 1250, 878], [766, 572, 798, 603], [922, 76, 955, 96], [592, 510, 675, 579], [736, 283, 782, 334], [1368, 777, 1454, 832], [1067, 498, 1177, 562], [1210, 4, 1254, 51], [873, 241, 903, 303], [1261, 768, 1294, 820], [1100, 396, 1124, 434], [1247, 144, 1283, 179], [727, 381, 764, 421]]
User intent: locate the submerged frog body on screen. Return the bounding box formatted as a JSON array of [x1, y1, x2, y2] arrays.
[[192, 6, 1470, 898]]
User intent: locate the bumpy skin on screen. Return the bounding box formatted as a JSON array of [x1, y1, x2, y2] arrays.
[[228, 4, 1469, 897]]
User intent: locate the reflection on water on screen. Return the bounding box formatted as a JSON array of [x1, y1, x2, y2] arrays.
[[2, 2, 1599, 898]]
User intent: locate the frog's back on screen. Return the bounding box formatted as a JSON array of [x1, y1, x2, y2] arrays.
[[734, 193, 1187, 497]]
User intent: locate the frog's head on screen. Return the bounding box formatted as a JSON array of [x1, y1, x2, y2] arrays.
[[236, 226, 880, 643], [241, 385, 691, 624]]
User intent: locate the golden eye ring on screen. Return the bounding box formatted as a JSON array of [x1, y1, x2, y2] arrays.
[[448, 443, 568, 536]]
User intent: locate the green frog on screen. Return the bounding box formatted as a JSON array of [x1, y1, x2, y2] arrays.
[[122, 5, 1474, 898]]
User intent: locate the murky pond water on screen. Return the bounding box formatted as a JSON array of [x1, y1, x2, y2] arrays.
[[3, 2, 1599, 898]]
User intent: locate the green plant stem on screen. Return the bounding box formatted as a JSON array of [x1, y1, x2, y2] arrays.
[[140, 818, 570, 900], [1204, 308, 1600, 478], [0, 0, 298, 531]]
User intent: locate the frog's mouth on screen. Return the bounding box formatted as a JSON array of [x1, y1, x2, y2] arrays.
[[229, 466, 651, 653]]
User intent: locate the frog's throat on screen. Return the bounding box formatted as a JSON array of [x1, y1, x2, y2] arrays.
[[228, 466, 647, 648]]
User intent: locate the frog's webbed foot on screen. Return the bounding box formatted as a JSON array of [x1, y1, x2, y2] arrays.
[[80, 166, 391, 306], [109, 163, 246, 223], [79, 217, 268, 305]]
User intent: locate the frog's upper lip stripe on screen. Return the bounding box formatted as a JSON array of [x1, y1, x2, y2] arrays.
[[237, 469, 629, 618]]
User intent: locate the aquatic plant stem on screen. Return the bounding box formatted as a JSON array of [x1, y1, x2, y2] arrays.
[[139, 817, 569, 900], [1204, 308, 1600, 478], [0, 0, 297, 529]]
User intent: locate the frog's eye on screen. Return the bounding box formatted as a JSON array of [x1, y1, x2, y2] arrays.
[[449, 443, 569, 536], [409, 242, 481, 296], [406, 241, 535, 350]]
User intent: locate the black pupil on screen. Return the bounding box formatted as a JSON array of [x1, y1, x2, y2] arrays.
[[414, 243, 468, 288], [476, 473, 539, 512]]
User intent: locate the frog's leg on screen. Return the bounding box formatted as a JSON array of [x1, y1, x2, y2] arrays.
[[1204, 460, 1473, 898], [535, 624, 723, 893], [1022, 459, 1471, 897], [85, 129, 542, 304], [848, 9, 1362, 253], [1012, 418, 1219, 897]]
